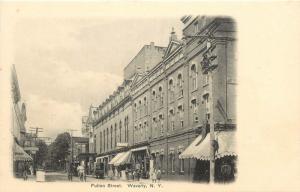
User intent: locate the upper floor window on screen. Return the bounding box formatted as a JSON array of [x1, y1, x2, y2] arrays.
[[158, 86, 163, 106], [177, 73, 183, 87], [203, 94, 210, 120], [191, 64, 197, 90], [168, 79, 174, 102], [191, 99, 199, 123]]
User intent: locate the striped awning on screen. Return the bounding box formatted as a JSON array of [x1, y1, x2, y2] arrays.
[[215, 131, 237, 159], [13, 142, 33, 161], [179, 131, 236, 160], [108, 153, 126, 165], [114, 151, 131, 166]]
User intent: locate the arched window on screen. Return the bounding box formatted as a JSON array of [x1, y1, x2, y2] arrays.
[[119, 121, 122, 142], [191, 64, 197, 90], [158, 86, 163, 105], [178, 73, 183, 87], [169, 79, 174, 101]]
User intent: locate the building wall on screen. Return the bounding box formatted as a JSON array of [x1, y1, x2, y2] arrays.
[[124, 43, 165, 80], [87, 16, 236, 181]]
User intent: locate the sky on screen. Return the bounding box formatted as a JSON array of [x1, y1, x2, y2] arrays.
[[13, 17, 183, 139]]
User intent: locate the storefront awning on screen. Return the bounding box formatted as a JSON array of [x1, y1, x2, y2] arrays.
[[215, 131, 236, 159], [131, 146, 148, 152], [179, 133, 210, 160], [114, 151, 131, 166], [108, 152, 126, 165], [13, 142, 33, 161], [179, 131, 236, 160]]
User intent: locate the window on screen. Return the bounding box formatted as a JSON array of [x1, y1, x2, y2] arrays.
[[180, 120, 184, 128], [158, 86, 163, 106], [139, 123, 142, 141], [152, 90, 156, 110], [144, 97, 147, 115], [110, 126, 113, 149], [159, 114, 164, 136], [144, 121, 147, 140], [100, 132, 102, 153], [171, 155, 175, 172], [139, 100, 142, 117], [114, 124, 117, 147], [203, 94, 210, 121], [119, 121, 122, 142], [177, 73, 184, 98], [203, 74, 209, 86], [169, 79, 174, 102], [177, 73, 183, 87], [169, 109, 175, 131], [153, 117, 157, 138], [191, 64, 197, 90], [191, 99, 198, 123], [103, 130, 105, 152]]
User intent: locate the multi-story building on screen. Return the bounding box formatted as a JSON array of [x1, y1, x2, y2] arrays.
[[84, 16, 236, 182], [11, 65, 34, 177]]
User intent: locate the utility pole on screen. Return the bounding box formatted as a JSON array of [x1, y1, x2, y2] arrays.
[[67, 129, 79, 165], [29, 127, 44, 174], [183, 33, 218, 182], [201, 40, 218, 183]]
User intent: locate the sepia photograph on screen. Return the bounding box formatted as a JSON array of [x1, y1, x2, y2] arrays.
[[11, 14, 237, 184], [1, 1, 300, 192]]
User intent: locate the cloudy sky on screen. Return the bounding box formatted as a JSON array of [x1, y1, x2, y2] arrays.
[[13, 16, 182, 139]]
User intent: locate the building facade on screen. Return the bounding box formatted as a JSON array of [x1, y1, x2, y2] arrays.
[[84, 16, 236, 182], [11, 65, 36, 176]]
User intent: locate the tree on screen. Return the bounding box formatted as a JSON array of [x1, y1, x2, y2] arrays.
[[45, 132, 71, 170], [35, 139, 48, 168]]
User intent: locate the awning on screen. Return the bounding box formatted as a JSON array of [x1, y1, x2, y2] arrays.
[[179, 131, 236, 160], [131, 146, 148, 152], [108, 152, 126, 165], [114, 151, 131, 166], [13, 142, 33, 161], [179, 133, 210, 160], [215, 131, 236, 159]]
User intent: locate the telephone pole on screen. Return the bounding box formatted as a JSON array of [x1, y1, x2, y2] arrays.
[[67, 129, 79, 165]]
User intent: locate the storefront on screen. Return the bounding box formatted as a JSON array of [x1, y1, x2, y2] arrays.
[[108, 151, 132, 179], [131, 146, 150, 179], [13, 142, 33, 177], [179, 130, 237, 182]]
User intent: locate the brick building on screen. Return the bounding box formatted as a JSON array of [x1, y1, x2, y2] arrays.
[[83, 16, 237, 182]]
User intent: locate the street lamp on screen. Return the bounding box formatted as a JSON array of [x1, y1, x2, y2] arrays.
[[183, 33, 218, 182]]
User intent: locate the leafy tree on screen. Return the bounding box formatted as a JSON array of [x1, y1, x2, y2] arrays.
[[45, 132, 71, 170], [35, 139, 48, 168]]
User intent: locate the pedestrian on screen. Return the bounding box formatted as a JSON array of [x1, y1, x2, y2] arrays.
[[156, 169, 161, 183], [22, 163, 28, 181], [152, 169, 157, 183], [67, 163, 73, 181], [77, 163, 85, 182]]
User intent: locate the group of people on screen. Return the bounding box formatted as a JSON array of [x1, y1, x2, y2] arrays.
[[67, 161, 87, 182], [21, 162, 33, 180], [151, 169, 161, 183]]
